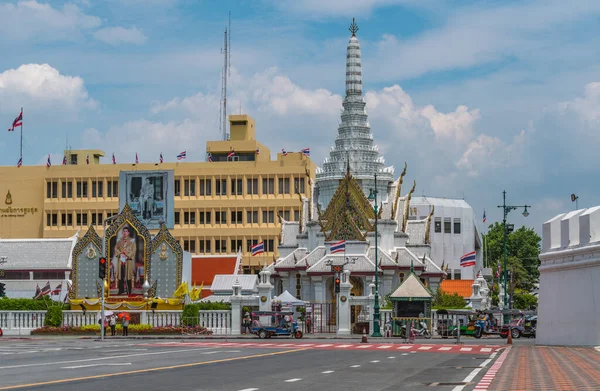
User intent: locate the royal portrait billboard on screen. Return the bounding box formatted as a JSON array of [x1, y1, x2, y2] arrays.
[[119, 170, 174, 230]]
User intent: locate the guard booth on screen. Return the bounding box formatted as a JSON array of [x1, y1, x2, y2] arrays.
[[389, 272, 433, 336]]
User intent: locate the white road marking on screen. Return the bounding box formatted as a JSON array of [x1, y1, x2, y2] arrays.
[[481, 348, 492, 352], [239, 388, 259, 391], [460, 347, 473, 352], [357, 345, 372, 349], [285, 378, 302, 383], [62, 363, 131, 369], [401, 353, 409, 356], [297, 344, 314, 347], [336, 344, 353, 348], [387, 356, 396, 359], [0, 348, 212, 370], [315, 344, 333, 347], [350, 365, 361, 368], [370, 360, 380, 363], [438, 347, 452, 351], [418, 346, 432, 350], [480, 358, 492, 368], [321, 370, 334, 374], [397, 346, 411, 349], [377, 345, 392, 349]]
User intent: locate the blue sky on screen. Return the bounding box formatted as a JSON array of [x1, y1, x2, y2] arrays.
[[1, 0, 600, 234]]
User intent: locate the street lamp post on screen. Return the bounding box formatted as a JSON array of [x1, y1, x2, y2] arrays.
[[497, 190, 531, 323], [368, 172, 382, 337]]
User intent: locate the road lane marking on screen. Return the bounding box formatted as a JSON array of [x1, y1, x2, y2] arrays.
[[0, 348, 308, 390], [357, 345, 371, 348], [370, 360, 380, 363], [438, 347, 452, 351], [350, 365, 361, 368], [401, 353, 409, 356], [284, 378, 302, 383], [377, 345, 392, 349], [418, 346, 432, 350], [62, 363, 131, 369], [336, 345, 352, 348], [460, 348, 473, 352], [314, 344, 333, 347], [0, 348, 214, 370], [481, 348, 492, 352], [397, 346, 411, 349], [387, 356, 395, 359], [321, 370, 334, 374], [239, 389, 259, 391], [479, 358, 492, 368]]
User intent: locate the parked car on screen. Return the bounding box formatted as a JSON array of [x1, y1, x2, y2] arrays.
[[500, 315, 537, 339]]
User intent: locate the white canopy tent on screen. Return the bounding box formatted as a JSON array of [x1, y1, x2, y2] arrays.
[[274, 290, 305, 306]]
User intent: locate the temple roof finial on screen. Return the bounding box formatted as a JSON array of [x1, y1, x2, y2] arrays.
[[349, 17, 359, 37]]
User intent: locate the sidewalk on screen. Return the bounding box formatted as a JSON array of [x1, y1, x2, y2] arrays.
[[479, 345, 600, 390]]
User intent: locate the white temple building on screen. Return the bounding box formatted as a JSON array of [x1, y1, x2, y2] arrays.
[[268, 19, 446, 310]]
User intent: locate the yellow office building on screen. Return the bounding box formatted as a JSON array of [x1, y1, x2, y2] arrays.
[[0, 115, 315, 273]]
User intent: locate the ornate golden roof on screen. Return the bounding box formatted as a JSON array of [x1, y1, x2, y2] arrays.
[[319, 167, 375, 241]]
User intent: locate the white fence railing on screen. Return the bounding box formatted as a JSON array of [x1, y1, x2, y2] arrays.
[[199, 310, 231, 335], [0, 311, 47, 335]]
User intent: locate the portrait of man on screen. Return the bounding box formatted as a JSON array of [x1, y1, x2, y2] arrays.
[[139, 178, 154, 220], [119, 170, 174, 230], [109, 225, 145, 296]]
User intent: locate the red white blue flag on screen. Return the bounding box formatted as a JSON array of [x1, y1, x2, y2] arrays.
[[8, 110, 22, 131], [282, 148, 288, 156], [46, 155, 51, 168], [17, 157, 22, 167], [227, 149, 235, 159], [112, 153, 116, 164], [207, 152, 213, 162], [301, 148, 310, 157], [251, 242, 265, 256], [177, 151, 186, 160], [330, 240, 346, 254], [483, 210, 487, 223], [135, 153, 139, 164], [256, 148, 260, 155], [86, 154, 89, 165], [460, 251, 476, 267], [62, 155, 67, 165], [159, 153, 163, 163]]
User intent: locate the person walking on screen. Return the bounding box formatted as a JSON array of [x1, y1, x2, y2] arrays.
[[109, 315, 116, 336], [122, 316, 129, 336], [242, 312, 251, 334]]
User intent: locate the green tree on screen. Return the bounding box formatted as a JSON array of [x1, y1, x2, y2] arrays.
[[44, 306, 63, 327], [433, 288, 467, 309], [483, 222, 541, 292]]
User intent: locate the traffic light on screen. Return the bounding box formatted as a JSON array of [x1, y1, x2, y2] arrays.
[[335, 277, 341, 293], [0, 282, 6, 297], [98, 257, 107, 279]]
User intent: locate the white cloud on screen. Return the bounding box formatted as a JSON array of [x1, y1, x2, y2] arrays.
[[0, 0, 100, 41], [273, 0, 420, 17], [94, 26, 147, 45], [456, 130, 525, 177], [0, 64, 96, 112], [557, 82, 600, 122]]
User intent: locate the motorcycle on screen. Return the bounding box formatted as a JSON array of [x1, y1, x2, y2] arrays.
[[398, 321, 431, 339]]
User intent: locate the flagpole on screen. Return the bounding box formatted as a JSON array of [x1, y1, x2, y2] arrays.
[[20, 107, 23, 164]]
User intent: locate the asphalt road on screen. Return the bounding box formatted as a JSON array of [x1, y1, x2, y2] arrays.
[[0, 338, 517, 391]]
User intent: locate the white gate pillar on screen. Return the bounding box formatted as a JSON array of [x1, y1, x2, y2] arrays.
[[337, 270, 353, 336]]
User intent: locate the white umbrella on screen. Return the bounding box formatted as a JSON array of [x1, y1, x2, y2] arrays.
[[96, 310, 114, 320]]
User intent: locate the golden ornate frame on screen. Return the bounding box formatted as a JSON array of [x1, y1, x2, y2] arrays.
[[150, 223, 183, 293], [69, 225, 102, 299]]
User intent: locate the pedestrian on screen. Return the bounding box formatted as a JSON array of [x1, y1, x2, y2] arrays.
[[242, 312, 251, 334], [122, 315, 129, 336], [109, 315, 116, 336], [306, 314, 311, 334]]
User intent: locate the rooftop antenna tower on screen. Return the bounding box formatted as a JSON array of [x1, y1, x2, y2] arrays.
[[219, 13, 231, 141]]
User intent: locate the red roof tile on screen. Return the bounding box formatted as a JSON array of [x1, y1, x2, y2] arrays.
[[440, 279, 474, 298]]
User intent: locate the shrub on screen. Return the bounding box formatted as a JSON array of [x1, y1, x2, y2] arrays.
[[0, 297, 68, 311], [44, 306, 63, 327], [182, 304, 199, 326], [30, 324, 213, 335]]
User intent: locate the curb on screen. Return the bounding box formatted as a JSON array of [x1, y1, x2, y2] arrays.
[[473, 346, 511, 390]]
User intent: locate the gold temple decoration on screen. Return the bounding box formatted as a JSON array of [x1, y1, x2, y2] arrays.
[[390, 162, 407, 219], [5, 190, 12, 205], [86, 246, 97, 259], [159, 243, 168, 260], [70, 225, 102, 299], [424, 205, 435, 244], [319, 168, 376, 241], [402, 180, 417, 233]]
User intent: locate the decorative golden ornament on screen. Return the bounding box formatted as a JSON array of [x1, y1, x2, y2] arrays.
[[159, 243, 168, 260], [5, 190, 12, 205], [340, 295, 347, 302], [86, 246, 97, 259], [260, 295, 267, 303]]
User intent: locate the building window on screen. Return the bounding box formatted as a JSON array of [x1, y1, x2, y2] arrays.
[[231, 179, 242, 195], [76, 181, 88, 198], [76, 213, 87, 226], [174, 211, 180, 225], [91, 212, 102, 226], [91, 181, 103, 198], [265, 239, 275, 252], [262, 210, 275, 224], [399, 272, 405, 283], [33, 271, 64, 280], [294, 209, 300, 221], [61, 181, 73, 199], [247, 178, 258, 195], [231, 239, 242, 253], [183, 239, 196, 253], [453, 269, 461, 280], [46, 212, 58, 227], [107, 180, 119, 197], [61, 213, 67, 226], [46, 181, 58, 199], [199, 211, 211, 224], [454, 219, 461, 234], [247, 210, 258, 224], [199, 240, 211, 254], [231, 210, 242, 224], [216, 179, 227, 195], [294, 177, 305, 194], [246, 239, 258, 252], [174, 179, 181, 196], [215, 211, 227, 224], [184, 211, 196, 225], [262, 178, 274, 195], [434, 218, 441, 233], [200, 179, 212, 196], [444, 218, 452, 233], [215, 239, 227, 253], [278, 177, 290, 194], [283, 210, 290, 221], [3, 271, 30, 280], [184, 179, 196, 196], [70, 154, 78, 165]]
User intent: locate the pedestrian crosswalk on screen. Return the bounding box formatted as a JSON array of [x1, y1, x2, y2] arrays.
[[143, 341, 502, 354]]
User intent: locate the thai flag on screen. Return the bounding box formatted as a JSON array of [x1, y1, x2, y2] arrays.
[[135, 153, 139, 164], [301, 148, 310, 157], [17, 157, 22, 167], [86, 154, 90, 165], [251, 242, 265, 256], [282, 148, 288, 156], [46, 155, 51, 168], [330, 240, 346, 254], [256, 148, 260, 155], [159, 153, 163, 163], [36, 281, 51, 298], [460, 251, 476, 267], [8, 110, 22, 131], [177, 151, 186, 160], [34, 284, 40, 299], [207, 152, 213, 162], [51, 283, 62, 296], [483, 210, 487, 223], [227, 149, 235, 158], [112, 153, 116, 164], [62, 155, 67, 165]]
